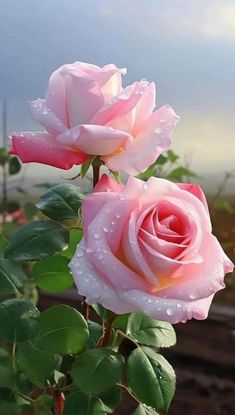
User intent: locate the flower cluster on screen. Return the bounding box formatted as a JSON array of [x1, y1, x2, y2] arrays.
[[11, 61, 234, 324]]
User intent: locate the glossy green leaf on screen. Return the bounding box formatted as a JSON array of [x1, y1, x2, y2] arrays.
[[0, 257, 27, 295], [133, 404, 159, 414], [17, 340, 57, 387], [37, 305, 88, 354], [72, 348, 124, 394], [63, 390, 110, 415], [127, 312, 176, 348], [87, 322, 102, 349], [32, 255, 73, 292], [4, 220, 69, 262], [0, 299, 39, 342], [0, 388, 18, 415], [36, 184, 83, 221], [0, 349, 14, 388], [9, 156, 21, 175], [62, 229, 83, 259], [127, 347, 176, 413]]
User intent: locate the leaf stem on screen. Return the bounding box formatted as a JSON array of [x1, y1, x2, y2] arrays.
[[99, 311, 116, 347], [17, 392, 34, 403], [116, 383, 141, 404]]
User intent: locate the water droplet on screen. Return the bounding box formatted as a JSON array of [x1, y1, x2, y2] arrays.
[[111, 220, 116, 225], [86, 247, 93, 253], [94, 233, 100, 239], [76, 251, 84, 257], [102, 226, 109, 233], [115, 213, 121, 218], [147, 298, 153, 303], [42, 109, 48, 115], [108, 127, 114, 131], [166, 308, 174, 316], [176, 303, 182, 308], [155, 128, 162, 134], [98, 254, 104, 260]]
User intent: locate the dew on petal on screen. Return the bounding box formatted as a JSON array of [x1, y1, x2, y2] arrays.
[[94, 233, 100, 239], [166, 308, 174, 316]]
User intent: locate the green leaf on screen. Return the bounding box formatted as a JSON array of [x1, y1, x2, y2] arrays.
[[127, 312, 176, 348], [63, 391, 110, 415], [167, 167, 197, 181], [87, 322, 102, 349], [80, 156, 96, 178], [113, 314, 130, 331], [62, 229, 83, 259], [127, 347, 176, 413], [0, 388, 18, 415], [72, 348, 124, 394], [36, 184, 84, 221], [0, 257, 27, 295], [4, 220, 69, 262], [9, 156, 21, 175], [0, 299, 39, 342], [37, 305, 88, 354], [99, 386, 122, 412], [166, 150, 179, 163], [32, 255, 74, 292], [133, 404, 159, 414], [17, 340, 57, 387], [0, 235, 8, 255], [0, 349, 14, 388]]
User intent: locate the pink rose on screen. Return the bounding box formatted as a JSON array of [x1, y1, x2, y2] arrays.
[[10, 61, 178, 174], [70, 175, 233, 323]]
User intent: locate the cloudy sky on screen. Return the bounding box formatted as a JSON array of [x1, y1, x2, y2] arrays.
[[0, 0, 234, 192]]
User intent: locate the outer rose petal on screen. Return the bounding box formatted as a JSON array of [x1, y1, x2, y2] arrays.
[[103, 105, 179, 175], [93, 174, 124, 193], [29, 99, 67, 135], [10, 132, 87, 169], [57, 125, 132, 155], [177, 183, 209, 215]]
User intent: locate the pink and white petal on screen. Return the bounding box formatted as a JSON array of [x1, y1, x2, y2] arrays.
[[29, 99, 66, 135], [89, 64, 126, 99], [119, 289, 214, 323], [177, 183, 210, 216], [57, 124, 132, 156], [103, 105, 178, 175], [133, 82, 156, 133], [91, 81, 151, 126], [10, 132, 87, 169], [82, 192, 119, 239], [45, 69, 68, 126], [93, 174, 124, 193], [157, 235, 233, 301], [70, 240, 132, 313], [62, 73, 105, 127]]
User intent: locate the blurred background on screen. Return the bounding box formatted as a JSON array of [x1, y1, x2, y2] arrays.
[[0, 1, 235, 414]]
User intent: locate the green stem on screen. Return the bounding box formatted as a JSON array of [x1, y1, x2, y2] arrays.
[[116, 383, 141, 404], [17, 392, 34, 403]]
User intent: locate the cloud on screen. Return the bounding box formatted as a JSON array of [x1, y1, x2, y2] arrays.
[[98, 0, 235, 40]]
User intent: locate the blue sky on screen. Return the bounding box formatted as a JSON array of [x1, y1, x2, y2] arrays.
[[0, 0, 234, 192]]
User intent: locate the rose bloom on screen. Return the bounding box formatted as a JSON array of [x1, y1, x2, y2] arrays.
[[70, 175, 233, 324], [10, 61, 178, 175]]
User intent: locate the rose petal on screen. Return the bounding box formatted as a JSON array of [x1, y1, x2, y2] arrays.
[[103, 105, 179, 175], [93, 174, 124, 193], [10, 132, 87, 169], [57, 124, 132, 156], [29, 99, 66, 135], [177, 183, 209, 215]]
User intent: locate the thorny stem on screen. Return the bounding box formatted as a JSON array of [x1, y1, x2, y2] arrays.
[[99, 311, 116, 347]]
